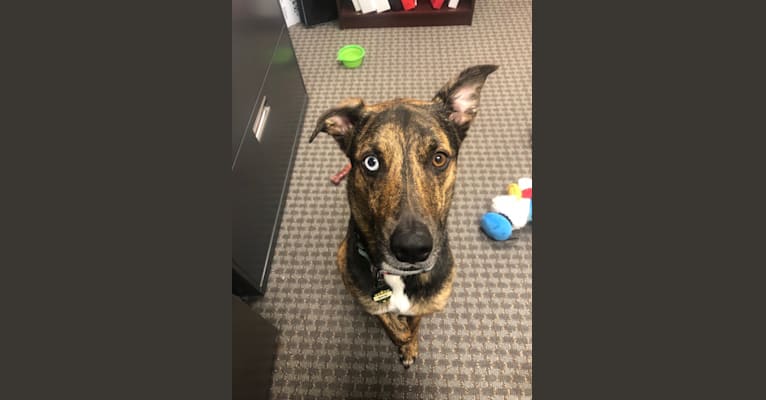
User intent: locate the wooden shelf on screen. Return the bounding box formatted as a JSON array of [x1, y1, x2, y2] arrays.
[[336, 1, 474, 29]]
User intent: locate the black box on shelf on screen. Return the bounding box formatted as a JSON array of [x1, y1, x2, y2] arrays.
[[298, 0, 338, 26]]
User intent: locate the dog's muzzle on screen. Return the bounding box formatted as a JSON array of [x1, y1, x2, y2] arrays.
[[389, 220, 433, 264]]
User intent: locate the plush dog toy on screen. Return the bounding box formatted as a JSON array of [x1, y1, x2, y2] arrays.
[[480, 178, 532, 240]]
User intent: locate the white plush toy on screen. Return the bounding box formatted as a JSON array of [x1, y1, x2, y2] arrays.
[[480, 178, 532, 241]]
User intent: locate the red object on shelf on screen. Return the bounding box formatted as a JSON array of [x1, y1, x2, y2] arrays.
[[430, 0, 444, 8], [401, 0, 417, 10], [335, 0, 475, 29]]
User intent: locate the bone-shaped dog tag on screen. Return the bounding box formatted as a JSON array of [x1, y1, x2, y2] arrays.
[[371, 270, 392, 303], [372, 285, 392, 303]]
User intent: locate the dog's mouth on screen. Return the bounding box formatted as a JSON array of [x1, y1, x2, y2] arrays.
[[378, 245, 440, 276]]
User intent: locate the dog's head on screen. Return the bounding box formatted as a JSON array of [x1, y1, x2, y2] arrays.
[[310, 65, 497, 273]]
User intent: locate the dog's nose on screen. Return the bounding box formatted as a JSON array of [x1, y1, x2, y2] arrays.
[[390, 222, 433, 263]]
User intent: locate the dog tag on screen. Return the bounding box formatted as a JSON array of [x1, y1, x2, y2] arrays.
[[372, 285, 392, 303], [371, 270, 392, 303]]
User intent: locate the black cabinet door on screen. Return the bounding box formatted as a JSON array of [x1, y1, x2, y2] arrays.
[[232, 0, 284, 160], [233, 27, 308, 296]]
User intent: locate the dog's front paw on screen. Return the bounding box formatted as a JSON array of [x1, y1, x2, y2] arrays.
[[400, 354, 415, 369], [399, 340, 419, 369]]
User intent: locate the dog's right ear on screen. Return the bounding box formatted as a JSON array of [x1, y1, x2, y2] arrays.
[[309, 98, 365, 157]]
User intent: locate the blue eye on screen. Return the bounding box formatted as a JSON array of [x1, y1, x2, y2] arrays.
[[363, 155, 379, 172]]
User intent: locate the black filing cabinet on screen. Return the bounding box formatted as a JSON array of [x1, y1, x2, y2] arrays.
[[232, 0, 308, 297]]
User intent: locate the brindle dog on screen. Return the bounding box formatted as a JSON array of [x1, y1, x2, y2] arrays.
[[309, 65, 498, 368]]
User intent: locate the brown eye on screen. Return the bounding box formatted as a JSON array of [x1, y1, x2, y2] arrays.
[[432, 152, 449, 169]]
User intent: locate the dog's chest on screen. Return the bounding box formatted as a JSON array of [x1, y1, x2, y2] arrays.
[[381, 268, 413, 315]]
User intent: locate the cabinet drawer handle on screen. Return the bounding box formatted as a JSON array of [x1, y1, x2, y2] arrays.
[[252, 96, 271, 142]]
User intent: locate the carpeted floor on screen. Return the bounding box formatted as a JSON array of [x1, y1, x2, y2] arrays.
[[251, 0, 531, 398]]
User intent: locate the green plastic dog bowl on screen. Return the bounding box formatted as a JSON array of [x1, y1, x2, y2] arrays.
[[337, 45, 366, 69]]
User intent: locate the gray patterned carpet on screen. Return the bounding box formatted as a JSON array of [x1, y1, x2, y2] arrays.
[[251, 1, 532, 398]]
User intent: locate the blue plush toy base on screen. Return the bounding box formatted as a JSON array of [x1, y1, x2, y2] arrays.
[[528, 201, 532, 222], [480, 212, 513, 241]]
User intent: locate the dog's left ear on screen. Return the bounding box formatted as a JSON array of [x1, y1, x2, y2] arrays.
[[433, 64, 498, 137], [309, 97, 365, 157]]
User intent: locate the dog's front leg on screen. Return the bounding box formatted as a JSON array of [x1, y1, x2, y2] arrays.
[[376, 313, 412, 347], [399, 316, 422, 368], [376, 313, 423, 369]]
